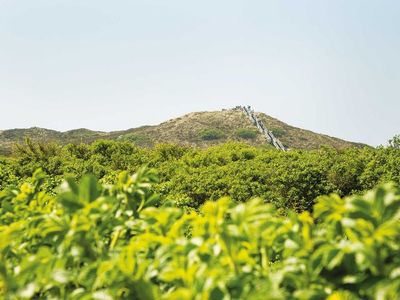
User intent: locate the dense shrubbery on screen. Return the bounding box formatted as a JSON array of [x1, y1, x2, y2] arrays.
[[0, 140, 400, 212], [235, 129, 258, 140], [1, 140, 400, 298], [199, 129, 225, 140], [1, 168, 399, 299]]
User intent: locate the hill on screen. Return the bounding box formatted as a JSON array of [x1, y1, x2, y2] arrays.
[[0, 108, 366, 155]]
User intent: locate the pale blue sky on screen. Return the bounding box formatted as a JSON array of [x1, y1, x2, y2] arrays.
[[0, 0, 399, 146]]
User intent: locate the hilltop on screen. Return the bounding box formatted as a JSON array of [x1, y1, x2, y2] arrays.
[[0, 108, 366, 155]]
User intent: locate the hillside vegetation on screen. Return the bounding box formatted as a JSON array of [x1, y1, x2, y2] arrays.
[[0, 109, 365, 155], [255, 112, 365, 150]]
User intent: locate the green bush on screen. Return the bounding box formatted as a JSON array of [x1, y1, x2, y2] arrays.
[[199, 129, 225, 140], [271, 128, 286, 138], [119, 133, 153, 147], [235, 128, 258, 140], [1, 169, 399, 299]]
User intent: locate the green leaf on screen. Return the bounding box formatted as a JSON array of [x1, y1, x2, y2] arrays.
[[58, 191, 84, 212], [79, 175, 100, 203]]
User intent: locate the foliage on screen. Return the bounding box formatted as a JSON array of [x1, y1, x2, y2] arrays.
[[0, 140, 399, 212], [118, 133, 153, 147], [1, 169, 399, 299], [389, 135, 400, 149], [271, 128, 286, 138], [199, 129, 225, 141], [235, 128, 258, 140]]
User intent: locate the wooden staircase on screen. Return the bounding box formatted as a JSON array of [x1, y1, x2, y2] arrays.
[[236, 105, 287, 151]]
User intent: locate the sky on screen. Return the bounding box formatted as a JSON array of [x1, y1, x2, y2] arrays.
[[0, 0, 399, 146]]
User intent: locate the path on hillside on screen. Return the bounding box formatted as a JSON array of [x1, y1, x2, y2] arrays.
[[236, 106, 287, 151]]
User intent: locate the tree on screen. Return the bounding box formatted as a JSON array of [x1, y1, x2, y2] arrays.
[[388, 135, 400, 149]]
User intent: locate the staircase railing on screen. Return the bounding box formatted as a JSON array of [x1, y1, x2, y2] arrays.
[[236, 105, 287, 151]]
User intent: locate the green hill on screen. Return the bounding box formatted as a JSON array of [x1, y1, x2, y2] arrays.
[[0, 108, 366, 155]]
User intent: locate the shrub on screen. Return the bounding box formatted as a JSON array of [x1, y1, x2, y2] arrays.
[[199, 129, 225, 140], [235, 128, 258, 140], [119, 133, 153, 147], [271, 128, 286, 138]]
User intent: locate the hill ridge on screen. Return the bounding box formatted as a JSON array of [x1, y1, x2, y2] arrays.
[[0, 108, 367, 155]]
